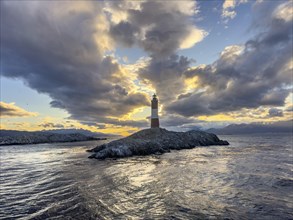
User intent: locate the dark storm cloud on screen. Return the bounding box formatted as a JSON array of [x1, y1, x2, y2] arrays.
[[166, 1, 292, 117], [268, 108, 284, 117], [109, 21, 139, 47], [1, 1, 149, 126], [108, 1, 202, 58], [139, 55, 193, 102], [177, 93, 193, 100], [107, 1, 205, 102]]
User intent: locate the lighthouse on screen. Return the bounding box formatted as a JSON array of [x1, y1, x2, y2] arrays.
[[151, 94, 160, 128]]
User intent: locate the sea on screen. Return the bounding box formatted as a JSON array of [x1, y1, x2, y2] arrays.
[[0, 133, 292, 220]]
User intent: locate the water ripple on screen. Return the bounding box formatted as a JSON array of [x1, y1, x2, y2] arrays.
[[0, 135, 292, 219]]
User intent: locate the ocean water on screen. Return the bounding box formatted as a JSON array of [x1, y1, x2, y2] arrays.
[[0, 133, 292, 220]]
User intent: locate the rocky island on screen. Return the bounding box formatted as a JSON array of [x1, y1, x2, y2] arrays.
[[88, 128, 229, 159], [0, 130, 105, 146]]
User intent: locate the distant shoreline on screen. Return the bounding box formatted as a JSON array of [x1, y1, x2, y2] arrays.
[[0, 130, 108, 146], [0, 138, 106, 146], [213, 132, 293, 136]]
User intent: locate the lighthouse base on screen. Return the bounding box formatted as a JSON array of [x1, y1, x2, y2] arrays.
[[151, 118, 160, 128]]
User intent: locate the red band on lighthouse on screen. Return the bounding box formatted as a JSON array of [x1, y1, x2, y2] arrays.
[[151, 94, 160, 128]]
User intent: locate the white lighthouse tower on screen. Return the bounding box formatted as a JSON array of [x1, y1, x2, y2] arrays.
[[151, 94, 160, 128]]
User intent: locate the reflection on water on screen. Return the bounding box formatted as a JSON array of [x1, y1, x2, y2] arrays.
[[0, 134, 292, 219]]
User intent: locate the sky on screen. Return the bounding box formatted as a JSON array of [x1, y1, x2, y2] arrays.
[[1, 0, 292, 136]]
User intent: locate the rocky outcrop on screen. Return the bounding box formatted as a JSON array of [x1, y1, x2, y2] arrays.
[[88, 128, 229, 159], [0, 132, 101, 146]]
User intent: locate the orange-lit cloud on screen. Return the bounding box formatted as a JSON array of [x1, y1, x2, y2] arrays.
[[0, 102, 38, 118]]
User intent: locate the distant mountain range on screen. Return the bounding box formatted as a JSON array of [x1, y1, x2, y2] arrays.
[[1, 120, 291, 145], [40, 129, 119, 138], [206, 120, 293, 135]]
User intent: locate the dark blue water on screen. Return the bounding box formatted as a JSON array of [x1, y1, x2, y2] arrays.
[[0, 133, 292, 219]]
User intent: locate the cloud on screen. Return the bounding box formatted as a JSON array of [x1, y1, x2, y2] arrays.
[[0, 102, 38, 117], [273, 1, 293, 22], [107, 1, 205, 57], [160, 114, 201, 127], [97, 117, 148, 128], [221, 0, 248, 23], [1, 1, 149, 127], [106, 1, 207, 104], [285, 104, 293, 112], [166, 1, 292, 117], [1, 1, 208, 128], [268, 108, 284, 117], [222, 0, 237, 21], [39, 123, 64, 129], [1, 0, 291, 130], [139, 55, 194, 102]]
